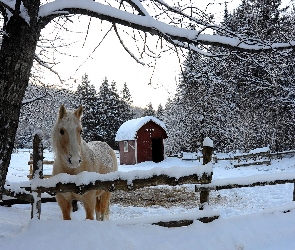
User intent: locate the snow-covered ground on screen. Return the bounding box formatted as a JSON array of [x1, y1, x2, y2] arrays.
[[1, 149, 295, 249]]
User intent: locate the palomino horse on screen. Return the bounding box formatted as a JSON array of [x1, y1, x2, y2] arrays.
[[52, 105, 118, 220]]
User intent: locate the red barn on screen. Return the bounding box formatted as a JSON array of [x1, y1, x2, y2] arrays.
[[115, 116, 167, 165]]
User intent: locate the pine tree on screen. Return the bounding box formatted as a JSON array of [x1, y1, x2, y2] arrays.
[[120, 82, 134, 122], [96, 78, 125, 149], [156, 104, 164, 120], [143, 102, 156, 117], [76, 74, 99, 142]]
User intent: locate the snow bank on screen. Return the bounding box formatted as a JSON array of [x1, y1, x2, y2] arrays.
[[1, 204, 295, 250]]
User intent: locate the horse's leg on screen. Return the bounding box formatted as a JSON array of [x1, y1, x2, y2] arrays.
[[83, 192, 96, 220], [56, 193, 72, 220], [95, 196, 101, 221], [96, 191, 111, 221]]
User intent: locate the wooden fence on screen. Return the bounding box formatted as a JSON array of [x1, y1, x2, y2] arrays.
[[2, 134, 295, 226], [3, 134, 215, 226]]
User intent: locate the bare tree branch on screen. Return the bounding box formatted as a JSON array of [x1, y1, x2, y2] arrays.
[[113, 23, 145, 65], [34, 54, 63, 84]]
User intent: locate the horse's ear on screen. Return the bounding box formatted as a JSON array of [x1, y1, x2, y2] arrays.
[[74, 105, 83, 119], [58, 105, 67, 120]]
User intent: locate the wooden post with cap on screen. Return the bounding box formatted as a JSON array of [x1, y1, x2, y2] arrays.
[[199, 137, 213, 210]]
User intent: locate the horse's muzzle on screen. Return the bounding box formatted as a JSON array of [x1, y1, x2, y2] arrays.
[[68, 155, 82, 168]]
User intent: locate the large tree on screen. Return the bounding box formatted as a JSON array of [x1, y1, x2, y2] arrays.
[[1, 0, 295, 196]]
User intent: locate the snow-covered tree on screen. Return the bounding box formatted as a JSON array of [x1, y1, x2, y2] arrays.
[[156, 104, 164, 120], [132, 106, 145, 118], [220, 0, 295, 151], [143, 102, 156, 117], [164, 52, 239, 153], [119, 82, 134, 123], [15, 84, 78, 149], [96, 78, 123, 149], [76, 74, 100, 142], [162, 97, 187, 154]]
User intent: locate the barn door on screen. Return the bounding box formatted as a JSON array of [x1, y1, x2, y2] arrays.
[[152, 138, 163, 163]]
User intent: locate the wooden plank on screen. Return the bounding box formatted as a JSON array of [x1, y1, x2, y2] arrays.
[[234, 160, 271, 168], [2, 189, 33, 203], [27, 174, 52, 179], [28, 160, 54, 165], [0, 197, 57, 206], [195, 178, 295, 192]]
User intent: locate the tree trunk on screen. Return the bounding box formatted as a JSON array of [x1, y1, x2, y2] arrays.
[[0, 1, 41, 198]]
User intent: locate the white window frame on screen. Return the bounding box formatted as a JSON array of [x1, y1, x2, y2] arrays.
[[124, 141, 128, 152]]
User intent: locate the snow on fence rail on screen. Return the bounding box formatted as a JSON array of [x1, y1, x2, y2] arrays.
[[7, 165, 213, 195], [195, 172, 295, 192]]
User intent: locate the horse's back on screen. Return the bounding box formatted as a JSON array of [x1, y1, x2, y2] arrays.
[[87, 141, 118, 173]]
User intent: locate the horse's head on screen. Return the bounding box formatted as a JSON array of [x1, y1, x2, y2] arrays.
[[52, 105, 83, 168]]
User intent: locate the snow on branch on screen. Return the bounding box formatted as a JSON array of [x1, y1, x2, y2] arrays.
[[37, 0, 295, 53], [0, 0, 16, 13]]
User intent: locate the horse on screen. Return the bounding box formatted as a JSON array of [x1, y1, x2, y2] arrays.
[[51, 105, 118, 220]]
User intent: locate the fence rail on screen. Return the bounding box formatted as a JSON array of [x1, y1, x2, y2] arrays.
[[195, 172, 295, 193], [18, 171, 212, 195]]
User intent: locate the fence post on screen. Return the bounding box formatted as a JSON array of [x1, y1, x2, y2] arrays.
[[31, 132, 43, 219], [200, 137, 213, 210], [32, 132, 44, 179]]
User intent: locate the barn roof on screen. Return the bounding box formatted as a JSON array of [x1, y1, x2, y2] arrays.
[[115, 116, 166, 141]]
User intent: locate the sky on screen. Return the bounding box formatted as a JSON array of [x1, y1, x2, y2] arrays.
[[41, 0, 242, 109]]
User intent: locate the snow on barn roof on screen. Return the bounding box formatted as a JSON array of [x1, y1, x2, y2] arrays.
[[115, 116, 166, 141]]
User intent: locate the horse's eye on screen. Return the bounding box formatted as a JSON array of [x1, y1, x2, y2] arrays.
[[60, 129, 64, 135]]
